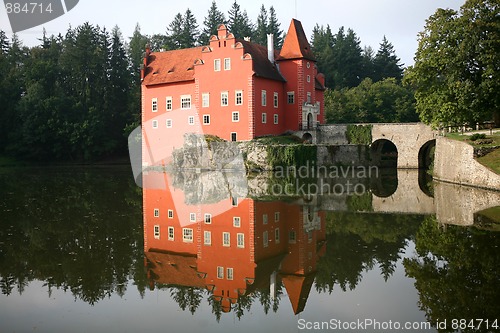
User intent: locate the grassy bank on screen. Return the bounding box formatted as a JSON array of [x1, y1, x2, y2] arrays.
[[445, 132, 500, 174]]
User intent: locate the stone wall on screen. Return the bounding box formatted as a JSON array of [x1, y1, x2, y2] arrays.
[[434, 137, 500, 191], [316, 145, 370, 166], [317, 124, 349, 144]]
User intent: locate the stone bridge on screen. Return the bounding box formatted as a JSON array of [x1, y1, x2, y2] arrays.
[[294, 122, 439, 169]]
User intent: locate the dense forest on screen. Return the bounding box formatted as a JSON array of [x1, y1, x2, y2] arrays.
[[0, 0, 497, 162]]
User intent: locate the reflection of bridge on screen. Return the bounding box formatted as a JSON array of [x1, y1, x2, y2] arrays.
[[319, 169, 500, 226]]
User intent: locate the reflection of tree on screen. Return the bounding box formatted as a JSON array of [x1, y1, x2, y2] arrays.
[[404, 216, 500, 333], [0, 168, 144, 305], [169, 286, 204, 314], [315, 212, 422, 293]]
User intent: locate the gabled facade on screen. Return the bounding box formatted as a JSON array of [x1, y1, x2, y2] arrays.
[[141, 19, 325, 142]]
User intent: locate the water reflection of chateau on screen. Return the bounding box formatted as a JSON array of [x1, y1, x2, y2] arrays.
[[143, 172, 326, 315]]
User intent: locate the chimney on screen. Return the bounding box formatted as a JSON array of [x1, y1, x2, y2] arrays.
[[267, 33, 274, 63]]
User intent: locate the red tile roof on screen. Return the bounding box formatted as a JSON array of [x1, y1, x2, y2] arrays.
[[142, 47, 202, 86], [279, 19, 316, 61], [238, 39, 285, 82], [281, 273, 316, 315]]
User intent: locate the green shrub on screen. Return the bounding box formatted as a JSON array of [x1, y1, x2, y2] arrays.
[[469, 133, 487, 141], [346, 125, 372, 145]]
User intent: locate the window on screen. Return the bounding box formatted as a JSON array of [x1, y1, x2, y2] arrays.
[[190, 212, 196, 222], [154, 208, 159, 217], [274, 212, 280, 222], [307, 92, 311, 103], [307, 75, 311, 83], [168, 209, 174, 219], [262, 113, 267, 124], [263, 214, 268, 225], [235, 90, 243, 105], [233, 217, 241, 227], [231, 197, 238, 207], [263, 231, 269, 248], [237, 233, 244, 248], [154, 225, 160, 239], [231, 132, 237, 142], [217, 266, 224, 279], [273, 92, 278, 108], [152, 120, 158, 129], [275, 228, 280, 244], [203, 114, 210, 125], [181, 95, 191, 109], [152, 98, 158, 112], [183, 228, 193, 243], [221, 91, 228, 106], [168, 226, 174, 240], [274, 114, 278, 125], [204, 213, 212, 224], [307, 61, 311, 68], [222, 232, 230, 247], [261, 90, 267, 106], [166, 119, 172, 128], [204, 231, 211, 245], [202, 93, 209, 108], [188, 116, 195, 125], [165, 96, 172, 111], [224, 58, 231, 70], [287, 91, 295, 104], [214, 59, 221, 71], [232, 111, 239, 122], [227, 268, 234, 280], [289, 230, 296, 244]]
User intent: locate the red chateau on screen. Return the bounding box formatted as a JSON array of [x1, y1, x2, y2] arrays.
[[141, 19, 325, 142]]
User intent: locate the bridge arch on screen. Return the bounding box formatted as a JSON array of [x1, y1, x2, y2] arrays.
[[370, 139, 398, 168], [302, 132, 313, 143], [418, 139, 436, 170]]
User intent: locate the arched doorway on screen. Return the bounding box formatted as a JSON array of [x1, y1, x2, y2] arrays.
[[307, 113, 313, 130], [370, 139, 398, 168]]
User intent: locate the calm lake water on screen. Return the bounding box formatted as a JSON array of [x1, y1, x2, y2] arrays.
[[0, 166, 499, 333]]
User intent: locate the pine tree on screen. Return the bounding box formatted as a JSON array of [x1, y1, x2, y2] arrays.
[[227, 1, 253, 39], [128, 23, 148, 82], [181, 8, 199, 48], [254, 5, 268, 46], [373, 36, 403, 82], [267, 6, 283, 49], [167, 13, 184, 49], [200, 1, 226, 45]]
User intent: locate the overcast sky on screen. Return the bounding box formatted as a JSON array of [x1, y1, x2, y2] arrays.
[[0, 0, 466, 66]]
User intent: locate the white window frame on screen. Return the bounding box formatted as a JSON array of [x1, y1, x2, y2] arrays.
[[232, 111, 239, 122], [222, 232, 230, 247], [166, 119, 172, 128], [204, 213, 212, 224], [168, 226, 174, 241], [237, 233, 244, 248], [224, 58, 231, 70], [263, 214, 268, 225], [273, 92, 278, 108], [154, 225, 160, 239], [263, 231, 269, 248], [262, 113, 267, 124], [152, 120, 158, 129], [307, 75, 311, 83], [152, 98, 158, 112], [181, 95, 191, 109], [275, 228, 280, 244], [231, 132, 237, 142], [217, 266, 224, 279], [204, 231, 211, 245], [287, 91, 295, 104], [274, 114, 278, 125], [154, 208, 160, 217], [182, 228, 193, 243], [261, 90, 267, 106], [203, 114, 210, 125], [190, 212, 196, 222], [227, 267, 234, 280], [235, 90, 243, 105], [166, 96, 172, 111], [289, 230, 296, 244], [168, 209, 174, 219], [221, 91, 228, 106], [188, 116, 195, 125], [202, 93, 210, 108], [214, 59, 221, 71], [233, 216, 241, 227], [274, 212, 280, 222]]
